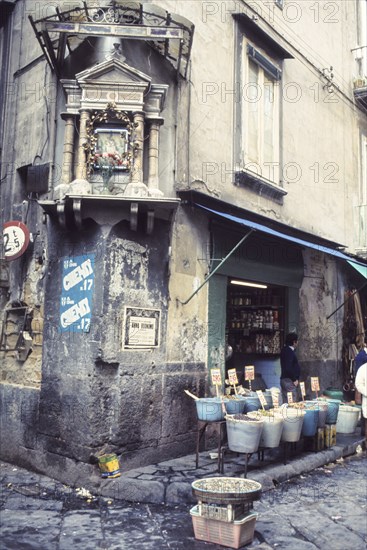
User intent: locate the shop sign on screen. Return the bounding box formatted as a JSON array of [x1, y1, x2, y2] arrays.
[[123, 307, 160, 349], [311, 377, 320, 392], [244, 365, 255, 381], [3, 221, 30, 260], [211, 368, 222, 386], [59, 255, 95, 332]]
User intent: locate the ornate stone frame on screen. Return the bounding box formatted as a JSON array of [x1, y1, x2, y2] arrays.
[[83, 102, 138, 179]]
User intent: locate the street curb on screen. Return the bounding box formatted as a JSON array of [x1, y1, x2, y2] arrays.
[[84, 436, 365, 505], [2, 436, 363, 506]]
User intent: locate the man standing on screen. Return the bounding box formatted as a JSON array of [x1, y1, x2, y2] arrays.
[[354, 361, 367, 447], [354, 341, 367, 377], [280, 333, 301, 403]]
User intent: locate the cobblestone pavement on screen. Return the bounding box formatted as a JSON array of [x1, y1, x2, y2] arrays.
[[0, 452, 366, 549]]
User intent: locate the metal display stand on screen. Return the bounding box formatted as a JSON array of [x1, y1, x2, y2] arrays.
[[196, 420, 227, 473]]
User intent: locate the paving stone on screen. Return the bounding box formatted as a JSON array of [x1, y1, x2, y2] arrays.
[[0, 434, 365, 549], [2, 472, 40, 485], [0, 509, 61, 550], [267, 536, 318, 549], [101, 478, 165, 504], [277, 503, 366, 550], [5, 493, 63, 511], [59, 510, 104, 550], [165, 481, 196, 505], [130, 465, 159, 475]]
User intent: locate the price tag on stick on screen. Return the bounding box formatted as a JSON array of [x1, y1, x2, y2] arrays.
[[287, 392, 294, 404], [299, 381, 306, 401], [256, 390, 267, 411], [271, 390, 280, 409], [228, 368, 238, 395], [211, 368, 222, 397], [244, 365, 255, 392], [311, 377, 320, 398]]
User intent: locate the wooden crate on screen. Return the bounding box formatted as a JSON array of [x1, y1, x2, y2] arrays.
[[324, 424, 337, 447]]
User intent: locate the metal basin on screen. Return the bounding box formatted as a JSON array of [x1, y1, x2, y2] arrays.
[[192, 477, 262, 505]]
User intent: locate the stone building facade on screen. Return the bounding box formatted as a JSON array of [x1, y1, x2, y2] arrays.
[[0, 0, 366, 481]]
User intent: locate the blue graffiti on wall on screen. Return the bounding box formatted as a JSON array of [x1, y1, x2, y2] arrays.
[[59, 254, 95, 333]]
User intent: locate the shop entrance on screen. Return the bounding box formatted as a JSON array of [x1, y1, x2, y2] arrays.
[[207, 223, 304, 389], [226, 278, 286, 388]]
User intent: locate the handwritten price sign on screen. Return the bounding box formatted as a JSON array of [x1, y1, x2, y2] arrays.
[[271, 390, 280, 408], [244, 365, 255, 381], [228, 368, 238, 385], [211, 368, 222, 386], [311, 377, 320, 392], [299, 381, 306, 398], [256, 390, 267, 408], [287, 392, 294, 404]]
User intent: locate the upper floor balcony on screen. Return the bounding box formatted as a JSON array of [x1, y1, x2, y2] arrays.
[[353, 76, 367, 111]]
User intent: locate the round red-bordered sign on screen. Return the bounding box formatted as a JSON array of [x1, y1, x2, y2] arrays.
[[3, 221, 30, 260]]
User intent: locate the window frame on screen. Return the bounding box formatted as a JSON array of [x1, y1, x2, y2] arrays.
[[241, 39, 282, 186]]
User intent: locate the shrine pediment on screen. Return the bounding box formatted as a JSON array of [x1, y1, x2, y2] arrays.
[[70, 58, 153, 111], [76, 58, 151, 86]]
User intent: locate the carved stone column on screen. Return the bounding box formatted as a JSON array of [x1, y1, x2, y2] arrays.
[[131, 111, 144, 183], [124, 111, 149, 197], [61, 113, 75, 184], [147, 119, 164, 197], [76, 109, 90, 180]]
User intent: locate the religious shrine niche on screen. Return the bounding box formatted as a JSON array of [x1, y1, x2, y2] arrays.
[[83, 103, 139, 196], [57, 55, 168, 200]]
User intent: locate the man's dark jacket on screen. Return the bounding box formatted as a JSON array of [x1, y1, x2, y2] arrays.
[[280, 346, 300, 381]]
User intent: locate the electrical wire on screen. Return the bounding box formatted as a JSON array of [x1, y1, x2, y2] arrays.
[[240, 0, 367, 115]]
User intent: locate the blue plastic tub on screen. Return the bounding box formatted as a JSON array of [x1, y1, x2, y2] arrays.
[[224, 396, 247, 415], [245, 393, 271, 412], [195, 398, 228, 421], [301, 403, 319, 437], [311, 399, 329, 428], [244, 396, 261, 412], [319, 398, 341, 424]]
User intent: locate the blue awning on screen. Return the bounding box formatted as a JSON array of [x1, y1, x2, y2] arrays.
[[197, 204, 367, 269], [348, 261, 367, 279]]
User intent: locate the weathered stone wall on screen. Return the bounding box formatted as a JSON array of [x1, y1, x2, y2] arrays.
[[298, 249, 346, 394], [25, 218, 205, 470]]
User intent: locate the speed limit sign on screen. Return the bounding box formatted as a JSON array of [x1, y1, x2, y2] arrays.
[[3, 221, 30, 260]]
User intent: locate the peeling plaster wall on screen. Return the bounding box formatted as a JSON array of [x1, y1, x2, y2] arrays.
[[166, 207, 209, 366], [297, 249, 345, 394], [1, 218, 206, 475], [0, 203, 46, 388], [0, 1, 51, 388]]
